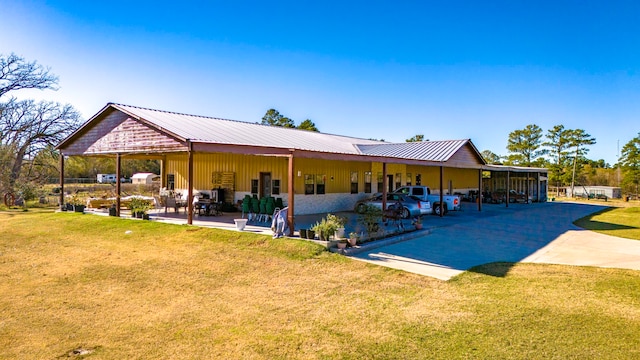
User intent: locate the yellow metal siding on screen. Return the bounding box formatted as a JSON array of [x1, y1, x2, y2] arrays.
[[293, 158, 373, 193]]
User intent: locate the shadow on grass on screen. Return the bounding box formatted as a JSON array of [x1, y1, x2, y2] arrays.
[[467, 262, 516, 278], [574, 207, 638, 231]]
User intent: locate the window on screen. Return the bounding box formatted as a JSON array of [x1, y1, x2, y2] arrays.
[[416, 174, 422, 186], [377, 172, 383, 193], [251, 179, 259, 194], [395, 173, 402, 189], [364, 171, 372, 193], [316, 174, 326, 194], [304, 174, 315, 195], [167, 174, 175, 190], [272, 179, 281, 195], [350, 171, 358, 194], [406, 173, 412, 186]]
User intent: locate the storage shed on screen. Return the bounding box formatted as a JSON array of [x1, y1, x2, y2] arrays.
[[131, 172, 159, 184]]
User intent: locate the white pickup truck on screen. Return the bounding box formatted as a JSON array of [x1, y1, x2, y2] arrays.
[[392, 186, 461, 216]]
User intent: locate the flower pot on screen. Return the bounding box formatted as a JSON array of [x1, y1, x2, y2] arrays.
[[415, 223, 423, 230], [108, 206, 117, 216], [334, 227, 345, 239], [74, 205, 85, 213], [234, 218, 248, 231], [299, 229, 307, 238], [306, 230, 315, 239], [337, 241, 347, 249], [348, 237, 357, 247]]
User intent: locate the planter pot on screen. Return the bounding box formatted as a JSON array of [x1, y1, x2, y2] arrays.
[[143, 214, 150, 220], [328, 239, 339, 248], [65, 203, 74, 211], [334, 227, 345, 239], [299, 229, 307, 238], [133, 212, 143, 218], [108, 207, 117, 216], [337, 241, 347, 249], [347, 237, 358, 247], [306, 230, 315, 239], [73, 205, 85, 213], [234, 218, 248, 231], [415, 223, 423, 230]]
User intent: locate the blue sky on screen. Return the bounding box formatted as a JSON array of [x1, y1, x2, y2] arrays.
[[2, 0, 639, 165]]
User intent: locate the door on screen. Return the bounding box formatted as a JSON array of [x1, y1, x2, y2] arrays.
[[260, 172, 272, 198], [387, 175, 394, 193]]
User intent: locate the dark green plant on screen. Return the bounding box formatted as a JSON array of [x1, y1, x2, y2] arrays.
[[357, 204, 382, 237]]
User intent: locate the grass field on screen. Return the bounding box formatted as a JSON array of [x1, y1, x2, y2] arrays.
[[1, 209, 640, 359], [574, 206, 640, 240]]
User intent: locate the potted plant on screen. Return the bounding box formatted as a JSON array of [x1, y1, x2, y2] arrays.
[[129, 197, 152, 219], [413, 217, 423, 230], [68, 194, 86, 213], [348, 232, 359, 247], [326, 213, 347, 239], [357, 204, 382, 240]]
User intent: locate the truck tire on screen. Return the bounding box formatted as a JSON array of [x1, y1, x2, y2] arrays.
[[434, 203, 448, 216]]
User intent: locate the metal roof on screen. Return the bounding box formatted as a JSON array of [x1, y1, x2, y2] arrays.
[[112, 103, 383, 155], [58, 103, 485, 164], [356, 140, 469, 162]]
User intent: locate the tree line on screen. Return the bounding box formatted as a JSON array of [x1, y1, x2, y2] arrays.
[[480, 124, 639, 196]]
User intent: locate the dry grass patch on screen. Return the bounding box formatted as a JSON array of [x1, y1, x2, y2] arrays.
[[1, 210, 640, 359]]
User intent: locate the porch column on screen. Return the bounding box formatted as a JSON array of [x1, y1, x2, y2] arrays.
[[382, 162, 387, 211], [505, 170, 510, 208], [439, 166, 444, 217], [59, 152, 65, 210], [116, 154, 121, 217], [526, 172, 530, 203], [478, 168, 482, 212], [160, 157, 166, 189], [187, 144, 194, 225], [537, 172, 541, 202], [287, 153, 295, 236]]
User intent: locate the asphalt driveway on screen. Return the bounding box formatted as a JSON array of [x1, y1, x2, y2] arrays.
[[352, 202, 640, 280]]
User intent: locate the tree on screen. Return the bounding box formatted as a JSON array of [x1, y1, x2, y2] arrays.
[[481, 150, 502, 164], [567, 129, 596, 196], [543, 125, 573, 192], [0, 53, 82, 194], [0, 53, 58, 98], [506, 124, 546, 166], [297, 119, 319, 132], [619, 133, 640, 196], [261, 109, 295, 128], [406, 134, 425, 142]]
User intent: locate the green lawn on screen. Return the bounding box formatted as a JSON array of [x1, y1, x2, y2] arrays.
[[1, 210, 640, 359], [574, 206, 640, 240]]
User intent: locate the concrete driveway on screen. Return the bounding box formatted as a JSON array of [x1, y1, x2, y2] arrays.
[[352, 202, 640, 280]]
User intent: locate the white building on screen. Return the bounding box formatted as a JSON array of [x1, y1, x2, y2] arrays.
[[131, 173, 160, 184]]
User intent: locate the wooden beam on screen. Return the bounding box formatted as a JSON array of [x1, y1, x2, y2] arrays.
[[506, 170, 510, 208], [116, 154, 121, 216], [187, 143, 194, 225], [478, 169, 482, 212], [59, 152, 65, 210], [382, 163, 387, 211], [438, 166, 444, 215], [287, 153, 295, 236]]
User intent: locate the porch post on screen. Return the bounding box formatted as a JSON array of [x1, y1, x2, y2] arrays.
[[478, 168, 482, 212], [59, 152, 65, 210], [382, 162, 387, 211], [287, 152, 295, 236], [187, 143, 194, 225], [439, 166, 444, 217], [116, 154, 121, 217], [526, 172, 530, 203], [506, 170, 510, 208]]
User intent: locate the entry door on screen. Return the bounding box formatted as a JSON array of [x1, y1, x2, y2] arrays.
[[387, 175, 394, 192], [260, 172, 272, 198]]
